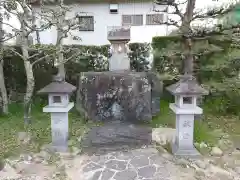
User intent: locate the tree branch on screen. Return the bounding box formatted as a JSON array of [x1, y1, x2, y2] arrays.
[[28, 51, 43, 59], [0, 33, 17, 42], [192, 3, 236, 21], [59, 51, 82, 65], [32, 52, 56, 66], [154, 0, 184, 20], [163, 18, 180, 28], [1, 22, 19, 31], [8, 48, 24, 60], [31, 47, 74, 66]]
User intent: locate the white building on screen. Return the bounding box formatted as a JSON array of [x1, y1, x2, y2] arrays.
[[2, 0, 234, 46], [33, 0, 168, 46]]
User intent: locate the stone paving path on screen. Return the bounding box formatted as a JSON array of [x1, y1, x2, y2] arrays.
[[72, 147, 193, 180], [67, 121, 194, 180]]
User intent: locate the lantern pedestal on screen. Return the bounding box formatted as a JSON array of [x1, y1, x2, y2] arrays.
[[43, 103, 74, 152], [170, 103, 202, 157]]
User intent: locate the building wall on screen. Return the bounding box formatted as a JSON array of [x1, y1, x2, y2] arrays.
[[1, 0, 234, 46], [33, 2, 168, 45]]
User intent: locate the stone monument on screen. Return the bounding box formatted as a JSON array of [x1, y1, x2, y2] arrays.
[[38, 75, 76, 152], [76, 26, 161, 122], [108, 26, 130, 71], [166, 75, 208, 156]]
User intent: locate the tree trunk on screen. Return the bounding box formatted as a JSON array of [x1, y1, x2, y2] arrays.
[[0, 14, 8, 114], [0, 60, 8, 114], [58, 63, 66, 79], [183, 41, 194, 75], [20, 15, 34, 124], [56, 41, 65, 78], [56, 0, 66, 79], [32, 9, 40, 44], [181, 0, 196, 76], [23, 60, 34, 124]]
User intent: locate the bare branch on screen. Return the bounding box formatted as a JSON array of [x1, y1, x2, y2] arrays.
[[31, 46, 74, 66], [32, 52, 56, 66], [59, 51, 82, 65], [28, 51, 43, 59], [163, 18, 180, 28], [1, 22, 19, 31], [0, 34, 17, 42], [8, 48, 24, 60]]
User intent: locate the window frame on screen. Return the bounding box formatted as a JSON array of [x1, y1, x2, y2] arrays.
[[146, 14, 164, 25], [52, 96, 62, 103], [78, 16, 94, 31], [122, 14, 143, 26]]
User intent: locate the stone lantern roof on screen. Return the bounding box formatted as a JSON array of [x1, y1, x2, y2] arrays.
[[166, 75, 208, 96], [37, 75, 76, 94]]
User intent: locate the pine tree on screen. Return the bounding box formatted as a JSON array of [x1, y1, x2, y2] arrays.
[[153, 0, 237, 78]]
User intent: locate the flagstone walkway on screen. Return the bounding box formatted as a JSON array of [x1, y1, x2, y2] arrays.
[[68, 147, 194, 180], [65, 121, 195, 180]]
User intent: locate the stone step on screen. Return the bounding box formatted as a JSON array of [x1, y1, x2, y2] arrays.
[[81, 121, 153, 154]]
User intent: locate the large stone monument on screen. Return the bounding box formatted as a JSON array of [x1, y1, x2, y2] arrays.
[[166, 75, 208, 156], [76, 26, 161, 122], [38, 75, 76, 152]]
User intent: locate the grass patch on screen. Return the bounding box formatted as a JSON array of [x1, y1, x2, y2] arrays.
[[0, 102, 89, 159], [151, 100, 175, 128], [194, 120, 216, 146]]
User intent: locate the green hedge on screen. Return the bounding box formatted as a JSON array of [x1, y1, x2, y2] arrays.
[[3, 43, 151, 102], [152, 36, 182, 50]]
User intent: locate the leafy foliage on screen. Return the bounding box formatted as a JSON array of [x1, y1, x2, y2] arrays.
[[152, 0, 240, 114], [2, 43, 150, 103], [128, 43, 151, 72]]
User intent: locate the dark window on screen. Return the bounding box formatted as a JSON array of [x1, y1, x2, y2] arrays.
[[53, 96, 61, 103], [110, 9, 118, 13], [109, 4, 118, 14], [79, 16, 94, 31], [146, 14, 163, 25], [122, 15, 143, 26], [183, 97, 192, 104]]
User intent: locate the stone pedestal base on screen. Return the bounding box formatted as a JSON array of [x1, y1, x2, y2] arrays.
[[169, 103, 203, 157], [43, 103, 74, 152], [50, 112, 69, 152], [172, 141, 200, 157]]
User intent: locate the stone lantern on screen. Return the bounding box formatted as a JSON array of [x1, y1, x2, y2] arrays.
[[166, 75, 208, 156], [107, 26, 131, 71], [38, 75, 76, 152]]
